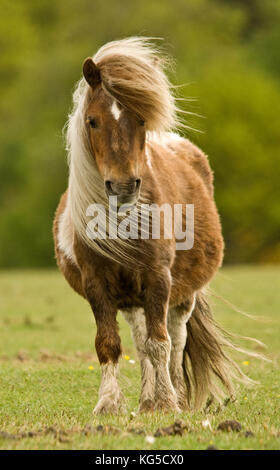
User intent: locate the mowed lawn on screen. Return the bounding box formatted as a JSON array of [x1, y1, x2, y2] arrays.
[[0, 266, 279, 450]]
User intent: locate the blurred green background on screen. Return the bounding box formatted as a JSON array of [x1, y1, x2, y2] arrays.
[[0, 0, 279, 268]]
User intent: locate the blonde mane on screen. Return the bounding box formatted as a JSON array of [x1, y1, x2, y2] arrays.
[[66, 37, 183, 265], [93, 37, 178, 132]]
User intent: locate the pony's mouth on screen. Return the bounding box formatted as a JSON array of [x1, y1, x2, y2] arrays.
[[105, 183, 140, 209], [116, 194, 138, 207], [106, 194, 139, 216], [105, 180, 141, 207]]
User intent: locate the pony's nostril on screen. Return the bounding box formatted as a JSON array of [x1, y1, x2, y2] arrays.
[[128, 179, 140, 194], [105, 181, 114, 195]]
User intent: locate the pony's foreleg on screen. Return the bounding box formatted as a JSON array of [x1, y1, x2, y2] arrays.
[[168, 296, 196, 410], [122, 308, 155, 412], [143, 268, 179, 412], [82, 272, 125, 415]]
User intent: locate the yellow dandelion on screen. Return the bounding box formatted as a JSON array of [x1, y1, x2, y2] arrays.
[[88, 365, 94, 370], [242, 361, 249, 366], [124, 355, 130, 360], [244, 396, 248, 400]]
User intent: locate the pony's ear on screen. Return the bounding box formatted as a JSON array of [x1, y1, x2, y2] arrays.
[[83, 58, 101, 88]]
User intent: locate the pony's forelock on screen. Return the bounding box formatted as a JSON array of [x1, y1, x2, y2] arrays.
[[93, 37, 178, 132]]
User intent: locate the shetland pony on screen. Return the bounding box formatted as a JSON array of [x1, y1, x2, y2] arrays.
[[53, 37, 250, 414]]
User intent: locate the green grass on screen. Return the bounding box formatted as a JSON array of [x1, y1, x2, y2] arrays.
[[0, 266, 279, 450]]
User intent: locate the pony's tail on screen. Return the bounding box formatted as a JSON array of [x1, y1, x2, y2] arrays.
[[183, 291, 260, 409]]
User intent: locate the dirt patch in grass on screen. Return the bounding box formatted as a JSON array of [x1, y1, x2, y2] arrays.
[[0, 349, 98, 364], [154, 420, 189, 437], [217, 420, 242, 432], [0, 421, 191, 444]]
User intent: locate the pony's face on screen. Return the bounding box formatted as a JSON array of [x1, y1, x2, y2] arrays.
[[83, 60, 146, 206]]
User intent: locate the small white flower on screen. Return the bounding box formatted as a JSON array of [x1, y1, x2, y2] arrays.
[[202, 418, 212, 430], [129, 359, 135, 364], [145, 435, 155, 444]]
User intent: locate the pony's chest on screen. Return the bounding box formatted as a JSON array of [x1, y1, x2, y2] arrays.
[[104, 268, 145, 309]]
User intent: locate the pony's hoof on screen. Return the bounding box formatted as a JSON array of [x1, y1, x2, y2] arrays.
[[93, 393, 126, 415], [139, 399, 154, 413], [177, 402, 189, 412], [154, 398, 181, 413]]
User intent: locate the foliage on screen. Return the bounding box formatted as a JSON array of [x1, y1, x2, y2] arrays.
[[0, 0, 279, 266]]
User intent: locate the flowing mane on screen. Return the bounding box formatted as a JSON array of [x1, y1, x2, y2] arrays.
[[92, 37, 178, 132], [65, 37, 182, 264]]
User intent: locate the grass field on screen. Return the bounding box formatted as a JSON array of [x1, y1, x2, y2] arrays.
[[0, 266, 279, 450]]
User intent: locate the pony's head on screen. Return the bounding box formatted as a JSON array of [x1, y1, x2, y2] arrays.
[[67, 38, 181, 259], [83, 57, 145, 206], [68, 38, 179, 206]]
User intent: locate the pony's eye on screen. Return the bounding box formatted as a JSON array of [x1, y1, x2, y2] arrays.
[[139, 120, 145, 127], [88, 117, 98, 128]]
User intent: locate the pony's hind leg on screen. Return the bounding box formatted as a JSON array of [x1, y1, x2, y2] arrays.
[[168, 296, 196, 410], [121, 308, 155, 412]]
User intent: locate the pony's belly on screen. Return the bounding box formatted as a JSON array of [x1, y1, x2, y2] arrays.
[[116, 296, 144, 310], [105, 268, 145, 309]]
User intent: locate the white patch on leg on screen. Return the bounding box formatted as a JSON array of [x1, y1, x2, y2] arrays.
[[111, 100, 122, 121], [93, 362, 125, 415], [168, 295, 196, 347], [145, 336, 179, 411], [122, 308, 155, 411]]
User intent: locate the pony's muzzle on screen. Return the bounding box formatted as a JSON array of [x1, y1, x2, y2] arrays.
[[105, 179, 141, 205]]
